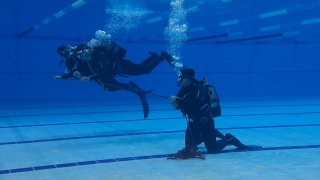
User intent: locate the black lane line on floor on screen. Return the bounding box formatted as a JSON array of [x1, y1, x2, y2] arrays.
[[1, 102, 319, 112], [0, 98, 320, 110], [0, 123, 320, 146], [1, 96, 319, 105], [1, 111, 320, 129], [1, 102, 320, 118], [0, 144, 319, 175], [0, 108, 174, 118], [0, 102, 163, 110]]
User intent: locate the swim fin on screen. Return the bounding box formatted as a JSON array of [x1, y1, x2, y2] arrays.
[[128, 81, 151, 119], [225, 133, 261, 149]]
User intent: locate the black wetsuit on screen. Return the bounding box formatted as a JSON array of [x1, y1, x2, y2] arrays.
[[58, 44, 125, 90], [57, 44, 151, 118], [175, 79, 228, 153], [174, 79, 256, 157], [118, 54, 164, 76], [87, 45, 164, 91], [86, 45, 152, 118]]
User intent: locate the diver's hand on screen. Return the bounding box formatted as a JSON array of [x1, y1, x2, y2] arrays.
[[52, 76, 62, 80], [73, 71, 81, 78], [80, 76, 90, 81], [169, 96, 177, 102]]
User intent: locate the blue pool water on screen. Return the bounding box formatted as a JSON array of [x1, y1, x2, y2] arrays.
[[1, 0, 320, 179]]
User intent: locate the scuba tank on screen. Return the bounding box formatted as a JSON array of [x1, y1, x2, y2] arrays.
[[103, 41, 127, 59], [202, 78, 222, 118]]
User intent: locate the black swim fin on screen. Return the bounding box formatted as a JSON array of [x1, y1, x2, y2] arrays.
[[225, 133, 260, 149], [129, 81, 151, 119], [138, 93, 149, 119]]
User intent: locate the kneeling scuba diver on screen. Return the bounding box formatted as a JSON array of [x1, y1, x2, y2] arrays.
[[167, 68, 262, 160]]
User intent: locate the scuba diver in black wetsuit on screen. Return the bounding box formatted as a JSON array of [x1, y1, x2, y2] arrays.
[[168, 68, 261, 160], [53, 42, 174, 90], [52, 42, 174, 118], [79, 43, 174, 92]]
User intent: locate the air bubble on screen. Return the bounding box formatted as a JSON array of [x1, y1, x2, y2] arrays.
[[165, 0, 188, 72], [105, 1, 152, 35]]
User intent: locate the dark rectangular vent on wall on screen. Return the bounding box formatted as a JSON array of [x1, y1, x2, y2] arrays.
[[216, 33, 284, 44], [187, 33, 229, 42]]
